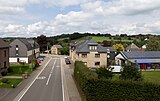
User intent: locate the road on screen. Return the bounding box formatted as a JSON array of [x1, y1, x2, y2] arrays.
[[14, 57, 64, 101]]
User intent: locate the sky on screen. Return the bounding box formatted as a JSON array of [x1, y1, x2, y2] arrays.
[[0, 0, 160, 37]]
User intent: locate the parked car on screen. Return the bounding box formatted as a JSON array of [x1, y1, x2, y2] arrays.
[[37, 57, 44, 61], [65, 58, 71, 64]]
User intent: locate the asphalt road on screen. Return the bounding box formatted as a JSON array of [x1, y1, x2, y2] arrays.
[[14, 57, 63, 101]]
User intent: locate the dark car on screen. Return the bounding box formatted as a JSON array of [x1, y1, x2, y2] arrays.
[[65, 58, 71, 64]]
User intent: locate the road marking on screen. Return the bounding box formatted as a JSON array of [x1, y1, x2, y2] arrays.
[[61, 58, 65, 101], [46, 59, 57, 85], [13, 58, 52, 101], [46, 74, 51, 85], [37, 76, 46, 80]]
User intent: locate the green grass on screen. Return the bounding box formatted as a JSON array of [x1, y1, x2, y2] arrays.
[[8, 64, 32, 76], [142, 71, 160, 84], [0, 78, 22, 88], [112, 71, 160, 84]]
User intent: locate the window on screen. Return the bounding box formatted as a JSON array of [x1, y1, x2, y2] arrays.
[[95, 62, 100, 66], [4, 50, 6, 57], [82, 54, 87, 58], [16, 45, 18, 48], [16, 50, 18, 56], [89, 46, 97, 51], [95, 54, 100, 58]]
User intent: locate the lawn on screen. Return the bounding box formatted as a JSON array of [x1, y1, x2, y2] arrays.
[[142, 71, 160, 84], [0, 78, 23, 88], [112, 71, 160, 84], [8, 64, 32, 76], [91, 36, 133, 42]]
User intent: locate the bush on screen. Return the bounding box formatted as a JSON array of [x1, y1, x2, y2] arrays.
[[1, 70, 8, 76], [74, 61, 160, 101], [96, 66, 113, 79], [120, 62, 143, 81], [0, 78, 9, 84], [8, 67, 13, 73]]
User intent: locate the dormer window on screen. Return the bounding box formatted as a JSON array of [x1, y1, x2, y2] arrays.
[[89, 45, 97, 51]]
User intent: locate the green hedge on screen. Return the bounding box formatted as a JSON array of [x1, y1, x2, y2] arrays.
[[74, 61, 160, 101]]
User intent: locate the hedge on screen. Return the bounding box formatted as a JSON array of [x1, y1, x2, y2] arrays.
[[74, 61, 160, 101]]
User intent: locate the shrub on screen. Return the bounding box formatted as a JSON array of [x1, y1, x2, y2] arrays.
[[120, 62, 143, 81], [96, 66, 113, 79], [74, 61, 160, 101], [0, 78, 9, 84], [1, 70, 8, 76], [8, 67, 13, 73]]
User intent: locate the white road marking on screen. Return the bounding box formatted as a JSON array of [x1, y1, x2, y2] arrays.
[[46, 74, 51, 85], [13, 58, 52, 101], [46, 59, 57, 85], [61, 58, 65, 101], [37, 76, 46, 80]]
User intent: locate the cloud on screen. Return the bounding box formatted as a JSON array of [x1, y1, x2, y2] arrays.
[[1, 0, 160, 37]]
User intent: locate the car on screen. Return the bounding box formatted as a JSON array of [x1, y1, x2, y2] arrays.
[[65, 58, 71, 64], [37, 57, 44, 61]]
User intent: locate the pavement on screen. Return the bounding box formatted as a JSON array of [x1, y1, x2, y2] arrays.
[[0, 54, 81, 101]]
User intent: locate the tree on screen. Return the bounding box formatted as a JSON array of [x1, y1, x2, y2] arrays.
[[96, 66, 113, 79], [113, 44, 124, 53], [120, 62, 143, 81], [37, 35, 47, 52], [146, 36, 160, 51]]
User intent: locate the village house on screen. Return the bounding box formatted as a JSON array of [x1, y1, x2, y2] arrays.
[[115, 51, 160, 69], [125, 43, 141, 52], [51, 45, 62, 55], [70, 39, 108, 68], [9, 39, 40, 63], [0, 39, 10, 73]]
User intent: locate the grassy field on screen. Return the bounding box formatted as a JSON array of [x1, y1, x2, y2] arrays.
[[8, 64, 32, 76], [112, 71, 160, 84], [142, 71, 160, 84], [91, 36, 133, 42], [0, 78, 22, 88]]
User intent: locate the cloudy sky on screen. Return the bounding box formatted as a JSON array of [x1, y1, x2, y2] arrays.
[[0, 0, 160, 37]]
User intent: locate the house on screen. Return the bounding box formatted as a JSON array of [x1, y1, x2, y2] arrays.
[[106, 47, 116, 60], [125, 43, 140, 52], [115, 51, 160, 69], [0, 39, 10, 73], [70, 39, 108, 68], [9, 39, 40, 63], [51, 45, 62, 55]]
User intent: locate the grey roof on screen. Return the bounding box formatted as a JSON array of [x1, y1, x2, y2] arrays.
[[106, 47, 115, 52], [19, 39, 33, 50], [74, 39, 107, 53], [0, 39, 10, 48], [27, 39, 39, 49], [121, 51, 160, 59], [126, 43, 140, 51], [52, 45, 62, 48]]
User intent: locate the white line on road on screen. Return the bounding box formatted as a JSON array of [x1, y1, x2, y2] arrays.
[[61, 58, 65, 101], [46, 59, 57, 85], [46, 74, 51, 85], [13, 58, 52, 101]]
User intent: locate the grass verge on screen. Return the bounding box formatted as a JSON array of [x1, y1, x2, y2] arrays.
[[0, 78, 23, 88], [8, 64, 32, 76]]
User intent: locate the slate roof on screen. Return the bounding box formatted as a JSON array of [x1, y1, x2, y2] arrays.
[[106, 47, 115, 52], [27, 39, 39, 49], [121, 51, 160, 59], [74, 39, 107, 53], [0, 39, 10, 49], [18, 39, 39, 50], [126, 43, 140, 51]]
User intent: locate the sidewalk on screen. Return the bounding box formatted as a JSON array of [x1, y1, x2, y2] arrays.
[[64, 63, 82, 101]]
